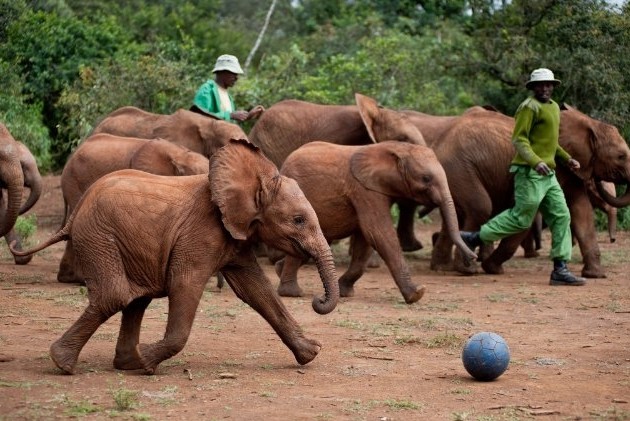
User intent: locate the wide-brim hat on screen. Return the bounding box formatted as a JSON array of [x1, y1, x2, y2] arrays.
[[212, 54, 244, 75], [525, 68, 561, 89]]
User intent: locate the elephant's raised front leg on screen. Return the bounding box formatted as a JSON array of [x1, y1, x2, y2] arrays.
[[113, 296, 152, 370], [224, 254, 321, 365]]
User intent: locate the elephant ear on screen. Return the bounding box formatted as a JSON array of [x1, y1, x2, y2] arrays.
[[350, 143, 408, 196], [355, 93, 380, 144], [209, 138, 279, 240]]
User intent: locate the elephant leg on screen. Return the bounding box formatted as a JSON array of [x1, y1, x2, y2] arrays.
[[349, 235, 380, 268], [215, 272, 225, 289], [4, 229, 33, 265], [223, 260, 321, 365], [568, 190, 605, 278], [138, 285, 205, 375], [396, 200, 423, 252], [360, 221, 425, 304], [57, 240, 83, 284], [430, 228, 454, 271], [113, 296, 152, 370], [50, 302, 114, 374], [481, 231, 527, 275], [277, 255, 305, 297], [338, 233, 373, 298]]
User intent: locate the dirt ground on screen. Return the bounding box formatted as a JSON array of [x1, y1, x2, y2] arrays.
[[0, 175, 629, 421]]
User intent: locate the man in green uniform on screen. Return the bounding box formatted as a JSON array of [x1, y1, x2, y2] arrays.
[[191, 54, 263, 123], [461, 68, 586, 286]]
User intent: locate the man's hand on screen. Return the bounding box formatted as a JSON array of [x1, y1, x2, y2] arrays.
[[567, 158, 581, 171], [535, 162, 552, 176], [230, 111, 249, 122]]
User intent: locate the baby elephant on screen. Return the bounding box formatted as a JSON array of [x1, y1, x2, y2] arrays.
[[58, 133, 210, 284], [11, 140, 338, 375], [278, 141, 476, 304]]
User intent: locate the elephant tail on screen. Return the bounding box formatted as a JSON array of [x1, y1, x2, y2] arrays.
[[9, 224, 70, 258]]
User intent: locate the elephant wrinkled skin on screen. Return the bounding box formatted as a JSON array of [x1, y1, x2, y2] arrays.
[[249, 93, 427, 251], [91, 106, 247, 158], [57, 133, 210, 283], [277, 141, 476, 304], [11, 140, 338, 375]]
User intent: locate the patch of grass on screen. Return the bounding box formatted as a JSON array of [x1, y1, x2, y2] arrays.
[[486, 293, 510, 303], [425, 332, 464, 349], [383, 399, 423, 410], [14, 215, 38, 246], [450, 388, 471, 395], [111, 387, 139, 411], [259, 391, 276, 398], [343, 399, 379, 414], [394, 335, 423, 345], [60, 395, 101, 417], [332, 319, 364, 330]]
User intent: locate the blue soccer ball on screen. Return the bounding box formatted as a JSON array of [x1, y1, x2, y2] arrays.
[[462, 332, 510, 381]]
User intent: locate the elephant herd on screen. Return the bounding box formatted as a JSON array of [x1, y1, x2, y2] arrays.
[[1, 92, 628, 375]]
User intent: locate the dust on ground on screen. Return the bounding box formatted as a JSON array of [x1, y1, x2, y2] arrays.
[[0, 175, 628, 420]]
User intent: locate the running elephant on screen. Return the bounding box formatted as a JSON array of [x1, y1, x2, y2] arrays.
[[10, 139, 338, 375], [277, 141, 476, 304]]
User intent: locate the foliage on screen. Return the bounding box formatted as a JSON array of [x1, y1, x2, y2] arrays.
[[57, 53, 202, 157], [3, 0, 630, 228]]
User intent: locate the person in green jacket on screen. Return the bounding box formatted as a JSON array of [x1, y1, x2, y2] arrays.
[[191, 54, 264, 123], [461, 68, 586, 286]]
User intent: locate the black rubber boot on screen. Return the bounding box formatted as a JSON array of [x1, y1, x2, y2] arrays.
[[550, 261, 586, 286], [460, 231, 482, 250]]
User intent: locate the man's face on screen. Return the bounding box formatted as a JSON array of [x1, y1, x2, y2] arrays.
[[532, 81, 554, 103], [216, 71, 239, 88]]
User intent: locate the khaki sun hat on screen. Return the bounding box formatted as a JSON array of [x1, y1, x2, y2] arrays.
[[212, 54, 244, 75], [525, 68, 561, 89]]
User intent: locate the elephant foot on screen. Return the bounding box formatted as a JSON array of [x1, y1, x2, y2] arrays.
[[338, 280, 355, 298], [581, 267, 606, 279], [523, 250, 540, 258], [481, 260, 504, 275], [14, 255, 33, 265], [277, 281, 304, 297], [400, 237, 423, 252], [293, 337, 321, 365], [50, 340, 76, 375], [454, 260, 478, 276], [113, 345, 145, 371], [401, 285, 426, 304]]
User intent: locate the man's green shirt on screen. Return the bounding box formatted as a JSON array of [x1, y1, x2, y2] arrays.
[[511, 97, 571, 169]]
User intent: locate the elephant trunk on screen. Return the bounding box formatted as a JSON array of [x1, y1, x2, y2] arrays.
[[438, 193, 477, 262], [596, 180, 630, 208], [19, 174, 42, 215], [0, 165, 24, 237], [310, 242, 339, 315], [608, 208, 617, 243]]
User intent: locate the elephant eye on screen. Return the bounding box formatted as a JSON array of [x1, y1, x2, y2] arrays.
[[293, 215, 305, 225], [422, 175, 432, 183]]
